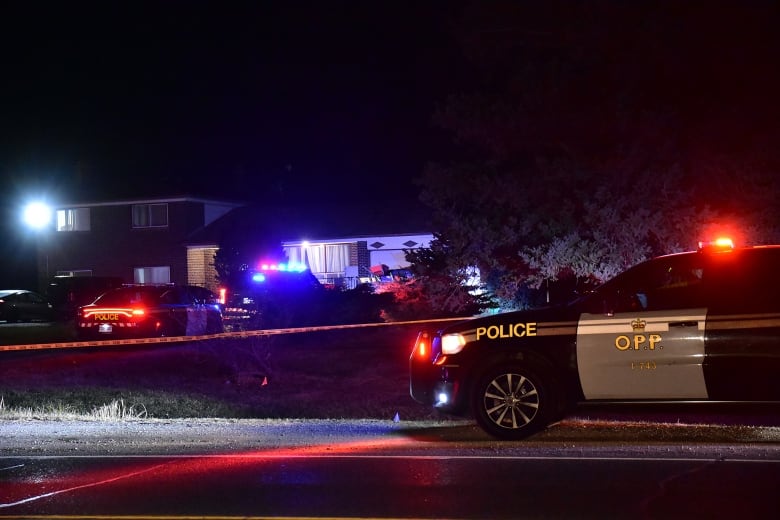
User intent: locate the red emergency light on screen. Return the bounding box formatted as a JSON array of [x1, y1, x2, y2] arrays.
[[698, 237, 735, 252]]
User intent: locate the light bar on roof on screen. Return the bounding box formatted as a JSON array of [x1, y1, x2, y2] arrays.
[[257, 261, 308, 273]]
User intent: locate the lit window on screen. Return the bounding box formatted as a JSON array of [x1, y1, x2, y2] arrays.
[[132, 203, 168, 228], [134, 266, 170, 284], [56, 208, 91, 232]]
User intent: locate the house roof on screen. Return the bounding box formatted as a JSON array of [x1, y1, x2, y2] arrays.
[[53, 195, 245, 210], [186, 200, 433, 247]]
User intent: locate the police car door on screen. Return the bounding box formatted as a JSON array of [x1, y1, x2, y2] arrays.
[[576, 255, 708, 400]]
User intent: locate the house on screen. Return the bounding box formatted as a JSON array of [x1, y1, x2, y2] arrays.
[[187, 202, 434, 291], [35, 196, 242, 291], [36, 197, 433, 294], [282, 233, 432, 289]]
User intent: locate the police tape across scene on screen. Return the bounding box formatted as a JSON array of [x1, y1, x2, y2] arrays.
[[0, 317, 465, 353]]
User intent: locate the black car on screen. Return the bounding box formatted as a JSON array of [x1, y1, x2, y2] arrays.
[[410, 241, 780, 439], [77, 285, 224, 339], [0, 290, 54, 323]]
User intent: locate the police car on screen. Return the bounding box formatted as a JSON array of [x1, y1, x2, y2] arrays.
[[77, 285, 224, 339], [410, 240, 780, 439]]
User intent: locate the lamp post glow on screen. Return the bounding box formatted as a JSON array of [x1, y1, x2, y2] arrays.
[[22, 202, 53, 230], [22, 201, 53, 290]]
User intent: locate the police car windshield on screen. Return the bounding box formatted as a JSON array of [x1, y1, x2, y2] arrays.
[[92, 287, 164, 306]]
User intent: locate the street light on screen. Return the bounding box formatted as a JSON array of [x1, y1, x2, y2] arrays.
[[22, 201, 53, 230], [21, 201, 53, 290]]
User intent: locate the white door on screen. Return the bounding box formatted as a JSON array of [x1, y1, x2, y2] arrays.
[[576, 309, 708, 400]]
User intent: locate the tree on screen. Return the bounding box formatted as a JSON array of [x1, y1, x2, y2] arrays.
[[411, 2, 780, 310], [392, 234, 493, 318]]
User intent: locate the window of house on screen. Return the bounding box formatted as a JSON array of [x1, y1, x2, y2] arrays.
[[132, 203, 168, 228], [56, 208, 90, 231], [134, 266, 171, 284], [286, 243, 350, 276]]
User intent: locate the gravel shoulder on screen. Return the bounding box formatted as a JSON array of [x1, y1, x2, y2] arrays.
[[0, 417, 473, 456], [4, 416, 780, 460]]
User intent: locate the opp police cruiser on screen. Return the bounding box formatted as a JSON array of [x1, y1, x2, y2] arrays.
[[410, 239, 780, 439]]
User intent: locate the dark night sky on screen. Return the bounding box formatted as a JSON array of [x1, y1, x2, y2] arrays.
[[3, 1, 779, 205], [0, 1, 459, 207], [1, 1, 779, 287]]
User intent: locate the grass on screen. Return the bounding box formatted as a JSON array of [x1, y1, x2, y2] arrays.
[[0, 389, 242, 420], [0, 323, 451, 422], [0, 395, 149, 421]]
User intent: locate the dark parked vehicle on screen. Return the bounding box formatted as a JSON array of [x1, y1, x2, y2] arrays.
[[77, 285, 224, 339], [222, 264, 324, 330], [410, 240, 780, 439], [0, 290, 54, 323], [47, 275, 125, 320]]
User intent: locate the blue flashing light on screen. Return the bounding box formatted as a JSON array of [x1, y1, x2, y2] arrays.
[[251, 273, 267, 283], [257, 261, 308, 273]]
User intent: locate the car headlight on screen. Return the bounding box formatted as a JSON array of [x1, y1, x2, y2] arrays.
[[441, 333, 467, 355]]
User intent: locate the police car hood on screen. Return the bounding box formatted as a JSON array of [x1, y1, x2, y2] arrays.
[[439, 304, 580, 336]]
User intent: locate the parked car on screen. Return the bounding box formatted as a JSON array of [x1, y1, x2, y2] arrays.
[[77, 285, 224, 339], [0, 290, 54, 323]]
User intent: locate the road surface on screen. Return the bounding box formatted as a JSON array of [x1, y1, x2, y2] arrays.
[[2, 418, 780, 518]]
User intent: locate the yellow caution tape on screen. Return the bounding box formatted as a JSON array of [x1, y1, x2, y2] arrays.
[[0, 317, 465, 352]]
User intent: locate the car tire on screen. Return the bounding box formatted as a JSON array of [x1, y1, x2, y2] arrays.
[[472, 362, 556, 440]]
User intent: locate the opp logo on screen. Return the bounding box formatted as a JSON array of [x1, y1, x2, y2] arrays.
[[615, 334, 662, 351]]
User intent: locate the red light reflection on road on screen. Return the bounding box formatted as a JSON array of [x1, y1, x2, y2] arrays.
[[1, 436, 417, 510]]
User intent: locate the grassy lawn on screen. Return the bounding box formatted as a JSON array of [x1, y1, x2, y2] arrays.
[[0, 323, 452, 422]]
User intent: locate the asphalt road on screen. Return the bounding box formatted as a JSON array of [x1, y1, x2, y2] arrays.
[[2, 419, 780, 519]]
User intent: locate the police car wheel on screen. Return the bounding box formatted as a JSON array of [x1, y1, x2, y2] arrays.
[[472, 363, 552, 440]]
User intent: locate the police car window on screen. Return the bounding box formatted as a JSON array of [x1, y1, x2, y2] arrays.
[[96, 288, 152, 306], [180, 288, 197, 304], [188, 286, 214, 304], [704, 249, 780, 313], [160, 288, 186, 305], [641, 263, 704, 311], [596, 256, 705, 313]]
